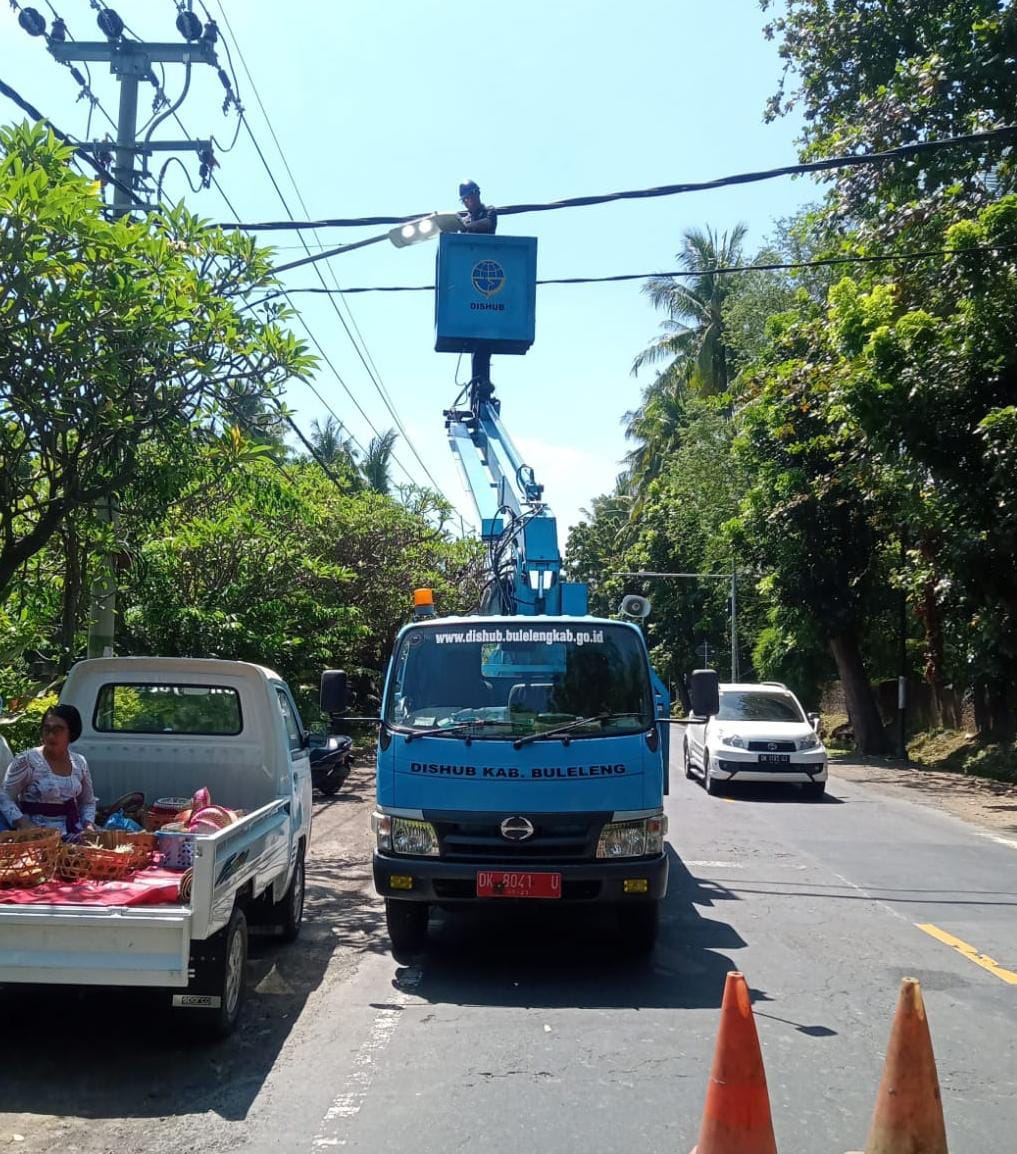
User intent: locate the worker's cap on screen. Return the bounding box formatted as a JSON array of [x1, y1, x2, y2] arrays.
[[458, 180, 480, 199]]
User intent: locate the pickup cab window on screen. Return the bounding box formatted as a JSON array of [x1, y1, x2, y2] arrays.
[[274, 686, 304, 753], [93, 683, 243, 735]]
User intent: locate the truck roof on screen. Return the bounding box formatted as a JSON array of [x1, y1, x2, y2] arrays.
[[63, 656, 284, 683]]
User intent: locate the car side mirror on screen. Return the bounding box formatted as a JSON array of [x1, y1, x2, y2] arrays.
[[689, 669, 719, 719], [808, 712, 820, 731], [320, 670, 348, 717]]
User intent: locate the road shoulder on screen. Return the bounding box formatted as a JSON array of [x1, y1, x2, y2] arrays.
[[831, 756, 1017, 844]]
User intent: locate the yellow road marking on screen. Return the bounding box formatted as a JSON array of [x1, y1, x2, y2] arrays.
[[916, 923, 1017, 985]]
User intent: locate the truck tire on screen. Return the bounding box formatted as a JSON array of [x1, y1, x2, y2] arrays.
[[273, 847, 306, 943], [385, 898, 429, 960], [617, 901, 660, 955], [187, 906, 248, 1039]]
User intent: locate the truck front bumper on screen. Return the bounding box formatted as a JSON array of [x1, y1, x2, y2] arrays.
[[373, 851, 668, 904]]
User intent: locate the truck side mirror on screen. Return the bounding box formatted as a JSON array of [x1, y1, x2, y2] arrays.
[[320, 670, 348, 716], [689, 669, 719, 719]]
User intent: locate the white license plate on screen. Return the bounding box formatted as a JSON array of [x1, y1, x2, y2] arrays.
[[758, 754, 791, 764]]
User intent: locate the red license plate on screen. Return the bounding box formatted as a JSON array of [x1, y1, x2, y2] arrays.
[[476, 870, 562, 899]]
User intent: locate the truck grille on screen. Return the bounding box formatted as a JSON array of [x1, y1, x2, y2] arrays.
[[428, 813, 608, 862], [746, 740, 796, 752]]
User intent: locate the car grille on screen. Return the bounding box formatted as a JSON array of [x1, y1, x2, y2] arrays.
[[746, 740, 796, 752], [428, 813, 607, 862], [718, 759, 822, 775]]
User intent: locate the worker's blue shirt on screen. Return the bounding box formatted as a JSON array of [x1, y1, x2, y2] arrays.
[[459, 202, 498, 234]]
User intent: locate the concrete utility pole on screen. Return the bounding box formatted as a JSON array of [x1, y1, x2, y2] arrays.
[[49, 33, 218, 657]]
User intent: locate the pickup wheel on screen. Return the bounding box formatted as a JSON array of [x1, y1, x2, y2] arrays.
[[385, 898, 429, 960], [616, 901, 660, 955], [187, 906, 248, 1039], [274, 847, 306, 943]]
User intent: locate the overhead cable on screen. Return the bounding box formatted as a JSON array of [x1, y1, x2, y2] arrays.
[[212, 125, 1017, 232], [251, 242, 1017, 302], [210, 5, 465, 514]]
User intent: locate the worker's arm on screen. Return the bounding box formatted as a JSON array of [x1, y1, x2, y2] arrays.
[[461, 208, 498, 234]]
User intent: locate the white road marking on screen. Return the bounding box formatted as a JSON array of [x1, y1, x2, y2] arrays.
[[974, 830, 1017, 852], [312, 965, 422, 1149], [682, 860, 745, 869]]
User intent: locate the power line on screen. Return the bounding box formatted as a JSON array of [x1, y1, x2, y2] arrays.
[[209, 3, 466, 516], [211, 124, 1017, 233], [247, 242, 1017, 301]]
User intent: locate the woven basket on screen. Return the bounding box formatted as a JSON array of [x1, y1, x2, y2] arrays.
[[59, 841, 137, 883], [0, 828, 61, 888], [82, 830, 157, 871]]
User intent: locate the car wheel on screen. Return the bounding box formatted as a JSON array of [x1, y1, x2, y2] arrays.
[[704, 754, 725, 796], [683, 737, 695, 779], [802, 781, 826, 800], [385, 898, 429, 960]]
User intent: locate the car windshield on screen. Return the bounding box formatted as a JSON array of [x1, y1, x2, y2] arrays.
[[383, 622, 653, 739], [716, 691, 804, 723]]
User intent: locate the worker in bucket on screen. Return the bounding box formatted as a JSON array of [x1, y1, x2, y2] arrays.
[[458, 180, 498, 399], [458, 179, 497, 235]]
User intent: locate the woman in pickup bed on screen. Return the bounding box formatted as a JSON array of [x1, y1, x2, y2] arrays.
[[0, 705, 96, 837]]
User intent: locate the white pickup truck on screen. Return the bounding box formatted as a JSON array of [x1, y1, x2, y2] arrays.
[[0, 657, 314, 1036]]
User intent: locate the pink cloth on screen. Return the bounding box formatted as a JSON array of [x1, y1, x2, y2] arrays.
[[0, 865, 185, 906]]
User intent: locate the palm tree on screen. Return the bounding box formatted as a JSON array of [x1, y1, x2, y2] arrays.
[[361, 428, 398, 495], [311, 416, 359, 470], [632, 223, 747, 399]]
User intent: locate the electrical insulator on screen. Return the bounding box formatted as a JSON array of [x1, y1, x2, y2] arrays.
[[96, 8, 125, 40], [18, 7, 47, 37], [202, 20, 219, 44], [175, 10, 203, 40], [49, 17, 67, 43]]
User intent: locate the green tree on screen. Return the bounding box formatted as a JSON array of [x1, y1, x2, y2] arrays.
[[0, 122, 312, 595]]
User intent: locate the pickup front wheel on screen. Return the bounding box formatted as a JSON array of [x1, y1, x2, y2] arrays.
[[273, 847, 306, 943], [385, 898, 429, 960]]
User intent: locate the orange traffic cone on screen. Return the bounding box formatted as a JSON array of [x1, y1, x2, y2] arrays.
[[690, 970, 778, 1154], [851, 977, 948, 1154]]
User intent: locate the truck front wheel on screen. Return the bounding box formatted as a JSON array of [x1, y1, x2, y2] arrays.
[[385, 898, 429, 960], [616, 901, 660, 955]]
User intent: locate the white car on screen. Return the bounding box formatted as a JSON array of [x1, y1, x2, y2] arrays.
[[684, 681, 828, 798]]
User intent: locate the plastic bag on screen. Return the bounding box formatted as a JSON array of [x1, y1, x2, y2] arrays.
[[104, 809, 144, 833]]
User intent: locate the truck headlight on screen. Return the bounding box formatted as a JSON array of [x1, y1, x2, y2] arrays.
[[796, 733, 822, 752], [389, 816, 439, 856], [596, 815, 666, 858]]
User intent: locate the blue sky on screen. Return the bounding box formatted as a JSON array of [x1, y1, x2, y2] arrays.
[[1, 0, 818, 537]]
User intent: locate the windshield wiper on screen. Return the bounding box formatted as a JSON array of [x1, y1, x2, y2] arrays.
[[513, 712, 645, 749], [398, 720, 508, 744]]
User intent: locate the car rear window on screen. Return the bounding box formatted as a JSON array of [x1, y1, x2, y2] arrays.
[[716, 691, 804, 723], [93, 683, 243, 735]]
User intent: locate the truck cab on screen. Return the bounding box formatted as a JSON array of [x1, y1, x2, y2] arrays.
[[369, 615, 669, 956]]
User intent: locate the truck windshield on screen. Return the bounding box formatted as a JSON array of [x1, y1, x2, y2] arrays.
[[384, 623, 653, 740]]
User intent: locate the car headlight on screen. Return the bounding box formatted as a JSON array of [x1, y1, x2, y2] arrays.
[[372, 813, 440, 856], [596, 815, 667, 858], [718, 731, 746, 749], [796, 733, 822, 752]]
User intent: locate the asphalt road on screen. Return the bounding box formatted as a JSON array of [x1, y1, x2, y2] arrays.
[[2, 752, 1016, 1154]]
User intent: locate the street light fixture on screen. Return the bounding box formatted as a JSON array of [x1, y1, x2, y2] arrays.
[[387, 212, 463, 249]]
